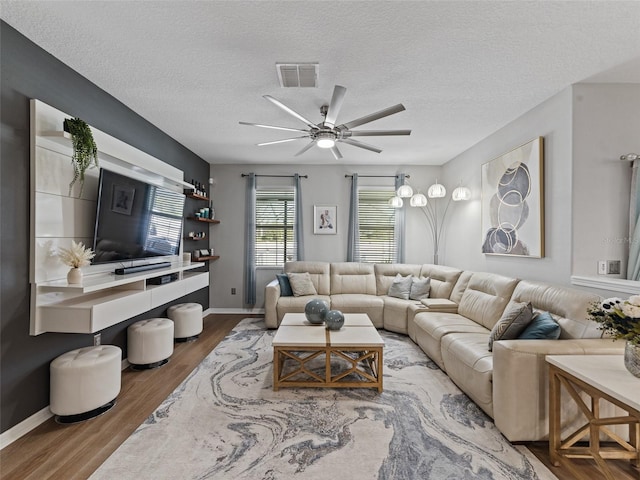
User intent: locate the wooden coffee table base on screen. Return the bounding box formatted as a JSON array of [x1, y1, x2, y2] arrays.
[[273, 345, 383, 392]]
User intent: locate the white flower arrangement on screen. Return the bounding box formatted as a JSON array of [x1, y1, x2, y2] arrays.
[[57, 241, 95, 268], [587, 295, 640, 346]]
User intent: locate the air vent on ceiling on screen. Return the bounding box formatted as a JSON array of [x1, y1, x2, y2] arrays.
[[276, 63, 318, 88]]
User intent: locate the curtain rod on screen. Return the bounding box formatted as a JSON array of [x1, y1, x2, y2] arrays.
[[241, 174, 308, 178], [344, 174, 410, 178]]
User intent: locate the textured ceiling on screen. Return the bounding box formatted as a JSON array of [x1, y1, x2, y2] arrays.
[[2, 1, 640, 166]]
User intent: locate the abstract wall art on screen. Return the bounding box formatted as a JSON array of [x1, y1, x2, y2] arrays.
[[481, 137, 544, 257]]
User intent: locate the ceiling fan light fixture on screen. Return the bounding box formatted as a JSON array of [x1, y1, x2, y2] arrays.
[[316, 132, 336, 149]]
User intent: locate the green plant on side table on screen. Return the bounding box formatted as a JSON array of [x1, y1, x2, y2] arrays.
[[64, 117, 98, 197]]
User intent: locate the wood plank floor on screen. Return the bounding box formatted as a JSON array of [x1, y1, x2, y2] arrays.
[[1, 314, 637, 480]]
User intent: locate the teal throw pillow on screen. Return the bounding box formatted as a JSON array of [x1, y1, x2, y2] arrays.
[[518, 311, 561, 340], [276, 273, 293, 297]]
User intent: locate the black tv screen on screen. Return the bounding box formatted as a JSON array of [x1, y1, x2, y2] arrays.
[[92, 169, 186, 265]]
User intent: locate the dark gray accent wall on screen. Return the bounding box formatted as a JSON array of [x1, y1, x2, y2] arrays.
[[0, 21, 210, 433]]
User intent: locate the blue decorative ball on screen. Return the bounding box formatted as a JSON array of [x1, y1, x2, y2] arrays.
[[305, 299, 329, 325], [324, 310, 345, 330]]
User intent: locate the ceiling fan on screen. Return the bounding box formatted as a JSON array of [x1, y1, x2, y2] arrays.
[[239, 85, 411, 159]]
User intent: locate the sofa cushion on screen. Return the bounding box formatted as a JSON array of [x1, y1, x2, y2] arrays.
[[457, 272, 519, 330], [374, 263, 422, 295], [276, 295, 332, 323], [276, 273, 293, 297], [488, 301, 533, 351], [330, 262, 376, 295], [329, 294, 384, 328], [284, 261, 330, 295], [441, 332, 494, 418], [518, 311, 561, 340], [411, 312, 489, 370], [382, 296, 416, 334], [287, 272, 318, 296], [409, 276, 431, 300], [388, 273, 413, 300], [419, 264, 463, 299], [509, 280, 602, 339]]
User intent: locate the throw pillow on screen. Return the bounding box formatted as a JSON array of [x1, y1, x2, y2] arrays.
[[287, 272, 317, 296], [488, 301, 534, 351], [409, 276, 431, 300], [518, 311, 561, 340], [387, 273, 413, 300], [276, 273, 293, 297]]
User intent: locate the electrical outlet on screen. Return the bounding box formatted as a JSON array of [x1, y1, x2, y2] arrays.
[[93, 333, 101, 346], [598, 260, 621, 275], [598, 260, 607, 275], [231, 288, 236, 295]]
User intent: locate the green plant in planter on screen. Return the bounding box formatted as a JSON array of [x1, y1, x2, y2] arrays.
[[63, 117, 98, 197]]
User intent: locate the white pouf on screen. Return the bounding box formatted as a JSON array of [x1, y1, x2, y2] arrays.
[[50, 345, 121, 423], [127, 318, 174, 369], [167, 303, 203, 341]]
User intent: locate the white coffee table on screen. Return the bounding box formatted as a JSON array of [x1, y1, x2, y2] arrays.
[[272, 313, 384, 392]]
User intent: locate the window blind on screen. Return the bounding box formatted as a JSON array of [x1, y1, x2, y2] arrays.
[[358, 189, 397, 263], [255, 188, 296, 266]]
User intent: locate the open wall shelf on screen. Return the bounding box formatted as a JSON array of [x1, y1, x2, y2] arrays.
[[187, 216, 220, 224]]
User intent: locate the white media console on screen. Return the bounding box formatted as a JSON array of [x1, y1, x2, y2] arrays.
[[33, 262, 208, 335]]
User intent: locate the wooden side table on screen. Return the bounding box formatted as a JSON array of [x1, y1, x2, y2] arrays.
[[547, 355, 640, 480]]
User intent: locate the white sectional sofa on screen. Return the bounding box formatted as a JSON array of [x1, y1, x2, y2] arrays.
[[264, 261, 625, 442]]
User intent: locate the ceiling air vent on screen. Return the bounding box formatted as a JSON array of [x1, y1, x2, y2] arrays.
[[276, 63, 318, 88]]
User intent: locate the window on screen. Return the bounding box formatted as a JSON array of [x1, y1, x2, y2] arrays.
[[255, 188, 296, 266], [144, 187, 184, 255], [358, 188, 397, 263]]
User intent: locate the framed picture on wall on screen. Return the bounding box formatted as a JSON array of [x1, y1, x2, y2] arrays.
[[314, 205, 337, 235], [111, 185, 135, 215], [481, 136, 545, 258]]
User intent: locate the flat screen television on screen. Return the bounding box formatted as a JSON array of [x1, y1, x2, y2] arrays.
[[92, 168, 186, 265]]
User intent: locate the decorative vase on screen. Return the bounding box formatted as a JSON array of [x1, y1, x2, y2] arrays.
[[624, 341, 640, 378], [304, 299, 329, 325], [324, 310, 345, 330], [67, 267, 83, 284]]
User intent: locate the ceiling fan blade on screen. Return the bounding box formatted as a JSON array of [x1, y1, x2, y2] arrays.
[[257, 136, 309, 146], [294, 141, 316, 156], [347, 129, 411, 137], [340, 104, 406, 130], [330, 145, 343, 160], [239, 121, 309, 133], [263, 95, 318, 129], [340, 138, 382, 154], [323, 85, 347, 128]]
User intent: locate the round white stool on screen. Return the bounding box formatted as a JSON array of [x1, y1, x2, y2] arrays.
[[127, 318, 174, 370], [50, 345, 121, 424], [167, 303, 203, 342]]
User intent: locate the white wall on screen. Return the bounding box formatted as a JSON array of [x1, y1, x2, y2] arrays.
[[571, 83, 640, 278], [441, 87, 574, 284], [208, 163, 443, 309]]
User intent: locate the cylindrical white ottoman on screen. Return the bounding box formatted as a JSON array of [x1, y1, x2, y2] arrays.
[[127, 318, 174, 370], [50, 345, 121, 423], [167, 303, 203, 341]]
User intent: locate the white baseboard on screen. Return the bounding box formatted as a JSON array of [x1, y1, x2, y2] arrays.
[[0, 406, 52, 450], [207, 307, 265, 315]]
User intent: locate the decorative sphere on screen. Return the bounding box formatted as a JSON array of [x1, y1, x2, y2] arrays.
[[305, 299, 329, 325], [324, 310, 345, 330]]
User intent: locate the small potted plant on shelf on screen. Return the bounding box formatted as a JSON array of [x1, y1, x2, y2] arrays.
[[63, 117, 98, 197], [57, 240, 95, 284]]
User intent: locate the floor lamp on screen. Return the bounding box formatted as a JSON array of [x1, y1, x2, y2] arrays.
[[389, 180, 471, 265]]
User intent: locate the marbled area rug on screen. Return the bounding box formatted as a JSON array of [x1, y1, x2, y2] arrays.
[[90, 318, 557, 480]]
